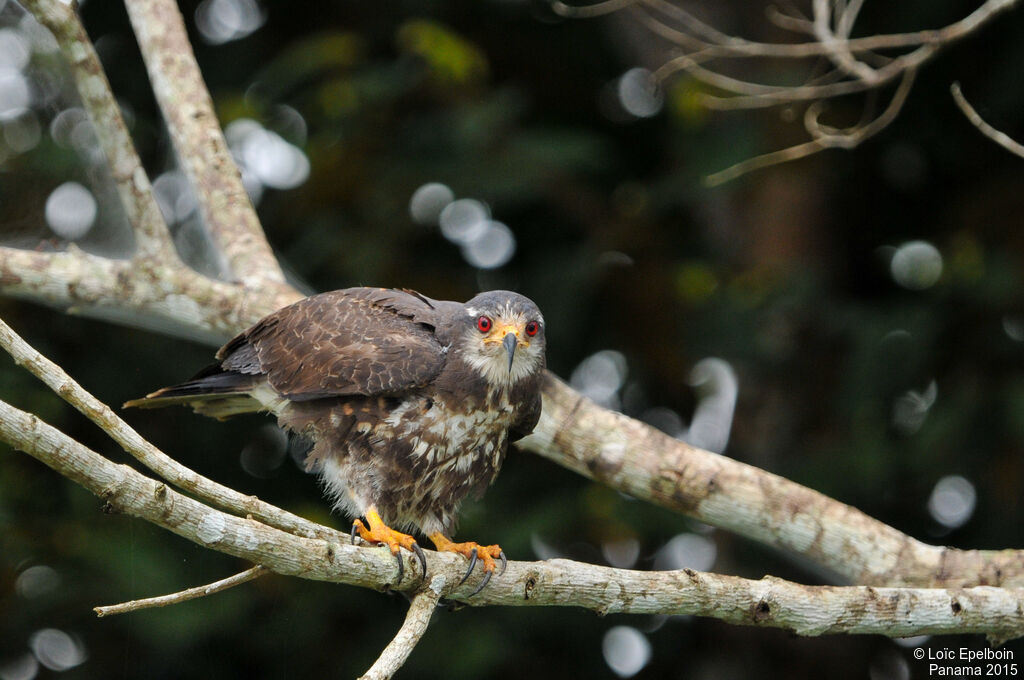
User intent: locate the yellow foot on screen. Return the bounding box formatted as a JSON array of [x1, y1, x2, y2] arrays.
[[351, 507, 426, 583], [429, 532, 507, 596]]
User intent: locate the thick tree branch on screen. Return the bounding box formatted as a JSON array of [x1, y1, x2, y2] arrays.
[[519, 375, 1024, 589], [123, 0, 287, 288], [3, 396, 1022, 643], [0, 244, 299, 344]]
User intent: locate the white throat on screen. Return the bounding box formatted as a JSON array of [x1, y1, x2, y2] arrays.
[[461, 329, 542, 389]]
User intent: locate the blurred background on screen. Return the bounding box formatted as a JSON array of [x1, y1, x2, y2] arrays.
[[1, 0, 1023, 678]]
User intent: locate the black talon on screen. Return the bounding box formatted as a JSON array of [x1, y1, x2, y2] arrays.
[[350, 523, 358, 545], [498, 551, 508, 576], [393, 549, 405, 583], [412, 542, 427, 579], [458, 547, 479, 586], [468, 568, 492, 597]]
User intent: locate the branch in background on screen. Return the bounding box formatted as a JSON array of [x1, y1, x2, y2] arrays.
[[950, 82, 1024, 159], [705, 66, 916, 185], [0, 243, 298, 344], [94, 566, 268, 617], [520, 375, 1024, 589], [554, 0, 1020, 182], [123, 0, 288, 288], [5, 0, 302, 339], [19, 0, 174, 260], [3, 395, 1022, 643]]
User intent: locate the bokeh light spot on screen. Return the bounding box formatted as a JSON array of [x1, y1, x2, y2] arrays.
[[44, 182, 96, 239], [239, 424, 288, 478], [617, 68, 662, 119], [0, 27, 31, 70], [15, 565, 59, 599], [195, 0, 266, 45], [927, 475, 976, 529], [570, 350, 628, 409], [0, 654, 38, 680], [28, 629, 86, 672], [409, 182, 454, 226], [601, 536, 640, 569], [439, 198, 488, 244], [602, 626, 652, 678], [461, 220, 515, 269], [0, 69, 30, 120], [653, 532, 717, 572], [890, 241, 942, 290]]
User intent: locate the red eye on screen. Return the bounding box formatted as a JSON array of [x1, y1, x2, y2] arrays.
[[525, 321, 540, 337], [477, 316, 492, 333]]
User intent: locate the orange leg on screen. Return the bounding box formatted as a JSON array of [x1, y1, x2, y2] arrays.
[[351, 506, 426, 582], [429, 532, 507, 596]]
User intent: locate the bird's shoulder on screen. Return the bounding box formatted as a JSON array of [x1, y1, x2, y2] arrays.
[[218, 287, 462, 400]]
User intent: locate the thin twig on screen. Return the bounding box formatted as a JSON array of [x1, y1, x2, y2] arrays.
[[94, 565, 268, 617], [550, 0, 639, 18], [950, 82, 1024, 159], [811, 0, 879, 84], [701, 66, 915, 185], [359, 576, 446, 680]]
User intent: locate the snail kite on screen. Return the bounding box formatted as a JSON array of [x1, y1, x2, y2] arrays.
[[126, 287, 546, 592]]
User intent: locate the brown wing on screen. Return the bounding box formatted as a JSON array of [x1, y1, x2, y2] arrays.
[[218, 287, 452, 400]]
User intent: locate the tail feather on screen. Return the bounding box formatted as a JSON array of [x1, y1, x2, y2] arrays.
[[124, 367, 265, 420]]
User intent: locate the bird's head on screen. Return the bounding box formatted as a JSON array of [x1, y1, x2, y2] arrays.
[[460, 290, 545, 389]]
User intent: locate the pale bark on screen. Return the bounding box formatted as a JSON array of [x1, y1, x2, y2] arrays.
[[521, 376, 1024, 588], [123, 0, 287, 287], [3, 395, 1021, 644]]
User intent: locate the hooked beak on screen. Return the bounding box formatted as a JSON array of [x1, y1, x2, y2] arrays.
[[502, 332, 518, 373]]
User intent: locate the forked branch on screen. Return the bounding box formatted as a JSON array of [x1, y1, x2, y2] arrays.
[[553, 0, 1020, 182]]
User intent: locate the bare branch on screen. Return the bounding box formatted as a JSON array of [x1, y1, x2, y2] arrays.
[[0, 244, 300, 343], [122, 0, 287, 288], [359, 577, 446, 680], [550, 0, 639, 19], [520, 375, 1024, 589], [0, 315, 341, 542], [19, 0, 174, 260], [705, 65, 916, 185], [811, 0, 879, 84], [3, 395, 1023, 641], [13, 0, 303, 338], [561, 0, 1020, 180], [94, 565, 268, 617], [950, 82, 1024, 159]]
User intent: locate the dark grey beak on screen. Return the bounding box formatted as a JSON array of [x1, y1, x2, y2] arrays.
[[502, 333, 518, 372]]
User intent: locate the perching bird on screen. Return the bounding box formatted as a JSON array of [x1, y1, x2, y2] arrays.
[[125, 287, 546, 593]]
